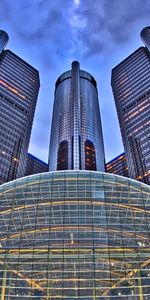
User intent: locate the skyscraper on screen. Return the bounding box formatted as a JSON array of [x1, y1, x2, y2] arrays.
[[0, 30, 9, 53], [25, 153, 48, 176], [106, 152, 129, 177], [0, 50, 40, 184], [111, 47, 150, 184], [140, 26, 150, 51], [49, 61, 105, 171]]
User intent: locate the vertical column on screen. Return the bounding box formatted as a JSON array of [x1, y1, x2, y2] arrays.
[[1, 266, 7, 300], [71, 61, 81, 169]]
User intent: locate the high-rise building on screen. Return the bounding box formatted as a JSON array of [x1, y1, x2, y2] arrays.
[[25, 153, 48, 176], [0, 50, 40, 184], [0, 30, 9, 53], [111, 47, 150, 184], [49, 61, 105, 171], [141, 26, 150, 51], [106, 152, 129, 177], [0, 170, 150, 299]]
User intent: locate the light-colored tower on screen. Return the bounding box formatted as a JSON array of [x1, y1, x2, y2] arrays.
[[49, 61, 105, 171], [140, 26, 150, 51], [0, 30, 9, 53]]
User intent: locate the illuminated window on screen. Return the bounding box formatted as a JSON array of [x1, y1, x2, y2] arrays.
[[84, 140, 97, 171], [57, 140, 68, 170]]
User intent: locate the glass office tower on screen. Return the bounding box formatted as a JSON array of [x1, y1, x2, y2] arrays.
[[141, 26, 150, 51], [106, 152, 129, 177], [49, 61, 105, 171], [0, 30, 9, 53], [0, 170, 150, 299], [111, 47, 150, 184], [0, 50, 40, 184], [25, 153, 48, 176]]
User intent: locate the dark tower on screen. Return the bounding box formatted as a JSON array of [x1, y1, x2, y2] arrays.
[[49, 61, 105, 171]]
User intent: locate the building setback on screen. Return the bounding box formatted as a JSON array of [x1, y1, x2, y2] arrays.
[[106, 152, 128, 177], [49, 61, 105, 171], [111, 47, 150, 184], [25, 153, 48, 176], [0, 50, 40, 184]]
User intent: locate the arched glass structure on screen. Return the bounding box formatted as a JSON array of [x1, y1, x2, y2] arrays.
[[0, 171, 150, 299]]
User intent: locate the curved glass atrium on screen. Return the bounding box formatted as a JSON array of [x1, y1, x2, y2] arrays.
[[0, 171, 150, 299]]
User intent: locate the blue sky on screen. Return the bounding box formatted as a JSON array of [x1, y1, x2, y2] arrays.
[[0, 0, 150, 163]]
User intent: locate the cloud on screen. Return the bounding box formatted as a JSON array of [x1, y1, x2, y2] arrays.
[[74, 0, 150, 57], [1, 0, 150, 66], [74, 0, 80, 7], [0, 0, 75, 68]]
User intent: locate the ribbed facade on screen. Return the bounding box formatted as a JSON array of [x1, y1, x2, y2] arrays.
[[140, 26, 150, 51], [0, 171, 150, 299], [49, 61, 105, 171], [0, 30, 9, 53], [25, 153, 48, 176], [111, 47, 150, 184], [0, 50, 40, 184], [106, 152, 129, 177]]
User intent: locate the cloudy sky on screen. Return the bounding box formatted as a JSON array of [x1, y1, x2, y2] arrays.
[[1, 0, 150, 163]]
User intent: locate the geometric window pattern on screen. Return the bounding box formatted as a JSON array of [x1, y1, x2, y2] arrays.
[[111, 47, 150, 185], [0, 171, 150, 299]]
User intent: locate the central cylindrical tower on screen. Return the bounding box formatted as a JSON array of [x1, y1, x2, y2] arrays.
[[49, 61, 105, 171]]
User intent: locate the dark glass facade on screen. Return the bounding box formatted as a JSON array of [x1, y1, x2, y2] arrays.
[[49, 61, 105, 171], [25, 153, 48, 176], [141, 26, 150, 51], [106, 152, 129, 177], [0, 50, 40, 184], [111, 47, 150, 184], [0, 170, 150, 299], [0, 30, 9, 53]]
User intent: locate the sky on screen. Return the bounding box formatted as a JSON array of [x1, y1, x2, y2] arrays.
[[0, 0, 150, 163]]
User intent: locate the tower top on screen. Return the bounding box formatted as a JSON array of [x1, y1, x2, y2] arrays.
[[72, 61, 80, 68], [140, 26, 150, 50], [0, 30, 9, 52]]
